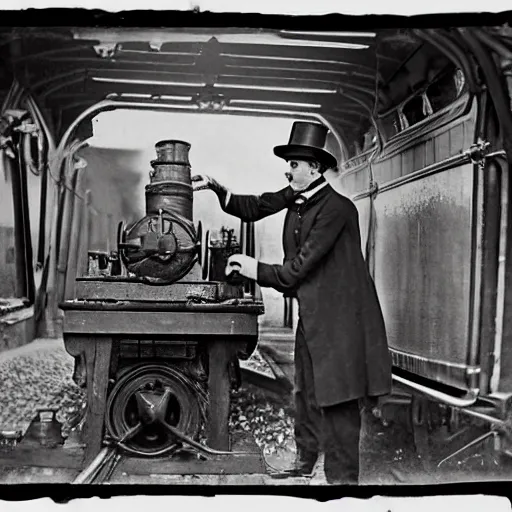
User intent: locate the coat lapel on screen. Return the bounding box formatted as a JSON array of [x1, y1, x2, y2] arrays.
[[297, 185, 333, 243]]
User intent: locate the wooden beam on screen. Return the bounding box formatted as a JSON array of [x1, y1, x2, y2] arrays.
[[220, 43, 376, 65], [61, 309, 260, 337], [0, 447, 84, 469], [64, 335, 113, 466], [207, 340, 234, 450], [74, 279, 240, 302], [31, 60, 375, 87]]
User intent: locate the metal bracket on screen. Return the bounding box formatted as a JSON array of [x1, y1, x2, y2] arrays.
[[467, 139, 491, 167], [368, 180, 379, 196]]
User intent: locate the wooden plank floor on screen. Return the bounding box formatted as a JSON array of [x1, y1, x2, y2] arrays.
[[107, 454, 330, 485], [105, 474, 317, 485]]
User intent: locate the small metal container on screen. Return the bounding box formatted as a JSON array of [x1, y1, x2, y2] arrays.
[[87, 250, 111, 277], [0, 430, 22, 450], [24, 408, 64, 448]]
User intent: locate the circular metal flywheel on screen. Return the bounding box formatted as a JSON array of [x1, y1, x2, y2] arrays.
[[106, 364, 204, 457]]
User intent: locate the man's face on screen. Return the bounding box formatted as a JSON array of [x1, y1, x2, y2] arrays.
[[285, 160, 318, 190]]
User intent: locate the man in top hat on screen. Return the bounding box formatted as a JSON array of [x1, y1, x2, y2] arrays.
[[192, 121, 391, 484]]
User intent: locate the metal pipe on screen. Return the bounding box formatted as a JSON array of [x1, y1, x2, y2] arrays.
[[392, 373, 479, 408], [352, 148, 507, 203], [437, 430, 497, 468], [352, 150, 473, 201], [72, 446, 115, 484], [466, 159, 485, 374], [161, 420, 246, 456], [456, 406, 506, 426], [489, 153, 509, 392]]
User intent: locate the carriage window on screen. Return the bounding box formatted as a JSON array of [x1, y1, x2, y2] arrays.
[[378, 67, 466, 142], [427, 68, 465, 112], [402, 95, 429, 126]]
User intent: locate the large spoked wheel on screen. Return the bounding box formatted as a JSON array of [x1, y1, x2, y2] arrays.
[[106, 364, 204, 457]]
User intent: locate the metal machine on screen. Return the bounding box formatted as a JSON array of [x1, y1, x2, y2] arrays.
[[55, 140, 265, 480]]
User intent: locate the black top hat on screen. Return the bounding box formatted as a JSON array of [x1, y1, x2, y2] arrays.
[[273, 121, 337, 169]]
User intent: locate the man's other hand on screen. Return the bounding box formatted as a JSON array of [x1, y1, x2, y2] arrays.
[[226, 254, 258, 281], [191, 175, 229, 206], [191, 175, 215, 192]]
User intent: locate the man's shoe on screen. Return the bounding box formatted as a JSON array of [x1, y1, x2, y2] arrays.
[[269, 452, 318, 479]]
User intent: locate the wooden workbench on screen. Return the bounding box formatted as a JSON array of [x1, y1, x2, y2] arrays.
[[59, 295, 264, 467]]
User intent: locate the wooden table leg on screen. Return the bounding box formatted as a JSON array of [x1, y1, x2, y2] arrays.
[[64, 335, 113, 466], [207, 340, 232, 451]]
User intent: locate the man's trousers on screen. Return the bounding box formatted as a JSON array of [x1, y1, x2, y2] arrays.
[[294, 320, 362, 484]]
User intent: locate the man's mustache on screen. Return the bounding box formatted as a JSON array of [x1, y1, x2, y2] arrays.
[[285, 173, 293, 182]]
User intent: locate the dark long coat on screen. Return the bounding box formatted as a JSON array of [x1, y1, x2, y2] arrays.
[[224, 183, 392, 407]]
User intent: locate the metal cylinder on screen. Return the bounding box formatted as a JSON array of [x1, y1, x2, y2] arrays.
[[154, 139, 191, 165], [146, 140, 193, 219]]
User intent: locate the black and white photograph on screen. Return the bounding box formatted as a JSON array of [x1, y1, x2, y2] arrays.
[[0, 1, 512, 502]]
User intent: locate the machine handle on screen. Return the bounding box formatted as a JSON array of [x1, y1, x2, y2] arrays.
[[226, 262, 244, 285]]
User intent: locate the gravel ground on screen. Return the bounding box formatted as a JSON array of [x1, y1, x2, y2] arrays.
[[0, 338, 85, 437], [230, 384, 295, 457], [0, 340, 294, 453]]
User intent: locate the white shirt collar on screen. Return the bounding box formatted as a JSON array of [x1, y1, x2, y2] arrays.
[[295, 180, 329, 203]]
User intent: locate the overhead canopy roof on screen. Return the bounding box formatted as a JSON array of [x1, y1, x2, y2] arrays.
[[0, 18, 498, 152]]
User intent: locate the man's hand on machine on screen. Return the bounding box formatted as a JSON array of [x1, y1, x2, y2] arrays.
[[191, 175, 213, 191], [191, 175, 229, 206], [225, 254, 258, 281]]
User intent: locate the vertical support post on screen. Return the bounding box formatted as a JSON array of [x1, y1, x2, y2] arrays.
[[207, 340, 232, 450], [36, 150, 48, 270], [76, 190, 91, 278], [64, 170, 84, 300], [10, 134, 35, 302], [9, 144, 28, 299], [56, 166, 77, 305], [65, 335, 113, 466]]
